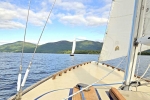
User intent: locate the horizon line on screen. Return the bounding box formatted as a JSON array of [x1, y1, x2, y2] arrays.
[[0, 40, 103, 45]]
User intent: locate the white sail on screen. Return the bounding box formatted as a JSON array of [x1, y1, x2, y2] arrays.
[[140, 1, 150, 51], [143, 1, 150, 36], [99, 0, 137, 62], [71, 39, 76, 55]]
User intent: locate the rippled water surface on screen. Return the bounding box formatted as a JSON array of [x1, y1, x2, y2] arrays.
[[0, 53, 99, 100], [0, 53, 150, 100]]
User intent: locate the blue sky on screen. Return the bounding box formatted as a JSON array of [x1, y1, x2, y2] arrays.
[[0, 0, 111, 45]]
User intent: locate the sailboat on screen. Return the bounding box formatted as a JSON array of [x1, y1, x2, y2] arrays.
[[70, 39, 76, 56], [9, 0, 150, 99]]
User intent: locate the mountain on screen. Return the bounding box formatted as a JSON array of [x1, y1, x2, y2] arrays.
[[0, 40, 103, 53], [76, 40, 102, 50], [0, 41, 35, 53], [36, 41, 72, 53]]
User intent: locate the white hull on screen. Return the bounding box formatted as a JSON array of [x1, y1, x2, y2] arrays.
[[9, 62, 150, 100]]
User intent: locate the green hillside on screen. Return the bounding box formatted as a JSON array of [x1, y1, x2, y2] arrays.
[[140, 49, 150, 55], [37, 41, 72, 53], [0, 41, 35, 52], [0, 40, 102, 53], [76, 40, 102, 50]]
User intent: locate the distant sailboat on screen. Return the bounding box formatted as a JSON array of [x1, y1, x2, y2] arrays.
[[70, 38, 76, 56]]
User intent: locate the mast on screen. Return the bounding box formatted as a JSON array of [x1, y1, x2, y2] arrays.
[[124, 0, 147, 90]]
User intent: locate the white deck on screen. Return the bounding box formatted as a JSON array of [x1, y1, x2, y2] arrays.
[[9, 62, 150, 100]]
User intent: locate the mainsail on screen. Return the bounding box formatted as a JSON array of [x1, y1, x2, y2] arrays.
[[99, 0, 136, 62], [71, 39, 76, 55]]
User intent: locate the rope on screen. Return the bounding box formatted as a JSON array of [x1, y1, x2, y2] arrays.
[[20, 0, 31, 66], [135, 44, 142, 91], [63, 56, 127, 100], [143, 77, 150, 80], [138, 65, 150, 81], [31, 0, 56, 62], [135, 43, 150, 90], [20, 0, 56, 88], [17, 0, 31, 92], [35, 88, 70, 100]]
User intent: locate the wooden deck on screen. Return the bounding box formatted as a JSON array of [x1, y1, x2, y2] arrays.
[[9, 62, 150, 100]]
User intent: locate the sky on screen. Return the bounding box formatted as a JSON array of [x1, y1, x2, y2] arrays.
[[0, 0, 112, 45]]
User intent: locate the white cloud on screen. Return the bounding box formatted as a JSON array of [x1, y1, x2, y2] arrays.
[[58, 14, 107, 26], [86, 16, 108, 26], [41, 1, 47, 7], [86, 3, 111, 17], [60, 15, 86, 25], [0, 0, 112, 29], [0, 1, 52, 29], [49, 0, 85, 11], [51, 0, 111, 26], [0, 21, 25, 29]]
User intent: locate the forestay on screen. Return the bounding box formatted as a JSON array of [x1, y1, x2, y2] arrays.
[[99, 0, 135, 62]]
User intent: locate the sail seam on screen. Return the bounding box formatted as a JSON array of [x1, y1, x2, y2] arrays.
[[110, 14, 133, 18]]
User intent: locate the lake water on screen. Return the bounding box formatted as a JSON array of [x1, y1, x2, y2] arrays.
[[0, 53, 150, 100]]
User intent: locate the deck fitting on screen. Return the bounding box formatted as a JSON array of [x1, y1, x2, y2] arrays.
[[69, 68, 71, 71], [52, 75, 56, 80], [64, 70, 67, 73], [112, 66, 115, 69], [59, 73, 62, 76]]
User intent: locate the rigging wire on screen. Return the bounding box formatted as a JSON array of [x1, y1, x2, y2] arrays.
[[135, 44, 150, 91], [135, 43, 142, 91], [63, 56, 127, 100], [143, 76, 150, 80], [16, 0, 31, 92], [14, 0, 57, 99], [135, 0, 149, 91], [138, 65, 150, 81], [20, 0, 56, 89], [20, 0, 31, 66]]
